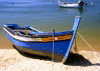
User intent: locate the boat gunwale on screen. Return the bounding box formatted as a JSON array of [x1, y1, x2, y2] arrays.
[[3, 26, 73, 42]]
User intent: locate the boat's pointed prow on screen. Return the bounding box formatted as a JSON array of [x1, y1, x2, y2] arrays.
[[62, 16, 81, 64], [73, 16, 81, 30]]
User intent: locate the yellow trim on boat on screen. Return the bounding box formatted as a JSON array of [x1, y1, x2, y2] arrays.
[[42, 35, 72, 42]]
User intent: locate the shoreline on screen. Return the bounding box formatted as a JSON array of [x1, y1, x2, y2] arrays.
[[0, 33, 100, 52], [0, 30, 100, 52], [0, 44, 100, 52]]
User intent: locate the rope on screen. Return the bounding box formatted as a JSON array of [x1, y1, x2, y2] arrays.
[[51, 29, 55, 71], [52, 29, 55, 62], [77, 32, 96, 53], [74, 37, 78, 53]]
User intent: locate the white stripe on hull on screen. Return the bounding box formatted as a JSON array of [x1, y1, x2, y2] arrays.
[[3, 27, 43, 42]]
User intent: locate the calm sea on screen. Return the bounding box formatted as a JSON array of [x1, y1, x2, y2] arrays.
[[0, 0, 100, 51]]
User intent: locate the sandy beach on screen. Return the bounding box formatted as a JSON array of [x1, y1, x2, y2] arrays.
[[0, 49, 100, 71], [0, 0, 100, 70]]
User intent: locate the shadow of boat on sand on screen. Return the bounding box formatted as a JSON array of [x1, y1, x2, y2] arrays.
[[65, 52, 92, 66], [13, 45, 100, 66], [65, 52, 100, 66]]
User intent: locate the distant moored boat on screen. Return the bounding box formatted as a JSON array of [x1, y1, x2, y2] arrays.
[[58, 0, 86, 8]]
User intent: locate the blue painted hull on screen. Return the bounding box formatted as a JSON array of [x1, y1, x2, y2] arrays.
[[5, 31, 71, 56]]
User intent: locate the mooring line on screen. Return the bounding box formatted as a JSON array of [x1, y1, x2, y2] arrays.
[[77, 32, 96, 53], [52, 29, 55, 71], [74, 37, 78, 53]]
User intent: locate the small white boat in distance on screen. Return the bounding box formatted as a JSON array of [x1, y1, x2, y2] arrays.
[[58, 0, 86, 8]]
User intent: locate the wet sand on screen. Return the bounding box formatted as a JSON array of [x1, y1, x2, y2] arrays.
[[0, 29, 100, 52], [0, 36, 100, 52], [0, 49, 100, 71], [0, 32, 100, 52], [0, 36, 13, 49]]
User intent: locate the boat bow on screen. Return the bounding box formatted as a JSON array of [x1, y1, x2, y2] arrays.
[[62, 16, 81, 63]]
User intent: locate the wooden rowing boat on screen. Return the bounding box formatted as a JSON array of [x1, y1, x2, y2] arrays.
[[3, 16, 81, 63]]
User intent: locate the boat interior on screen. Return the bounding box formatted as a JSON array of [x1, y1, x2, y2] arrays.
[[4, 24, 73, 38]]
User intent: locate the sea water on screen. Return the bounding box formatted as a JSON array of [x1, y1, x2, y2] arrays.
[[0, 0, 100, 51]]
